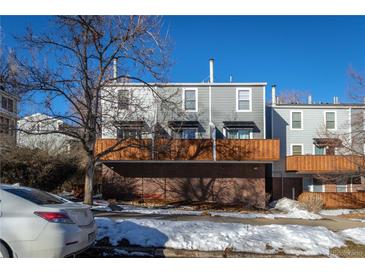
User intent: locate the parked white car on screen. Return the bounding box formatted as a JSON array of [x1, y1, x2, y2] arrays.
[[0, 184, 96, 258]]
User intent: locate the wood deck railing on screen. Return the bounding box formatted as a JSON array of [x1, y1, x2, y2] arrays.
[[95, 138, 280, 161], [216, 139, 280, 161], [286, 155, 365, 173]]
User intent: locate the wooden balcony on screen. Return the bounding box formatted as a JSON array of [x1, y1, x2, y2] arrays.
[[216, 139, 280, 161], [286, 155, 365, 173], [95, 138, 280, 162]]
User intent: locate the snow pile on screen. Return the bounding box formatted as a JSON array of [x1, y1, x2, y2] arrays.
[[120, 204, 202, 216], [272, 198, 322, 220], [340, 228, 365, 245], [319, 209, 354, 216], [120, 203, 322, 220], [95, 217, 344, 256]]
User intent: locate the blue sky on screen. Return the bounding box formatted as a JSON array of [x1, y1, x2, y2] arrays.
[[2, 16, 365, 106]]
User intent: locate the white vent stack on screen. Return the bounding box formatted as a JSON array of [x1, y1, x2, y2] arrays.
[[271, 85, 276, 105], [209, 59, 214, 83], [333, 96, 339, 104], [113, 58, 118, 81], [308, 95, 312, 104]]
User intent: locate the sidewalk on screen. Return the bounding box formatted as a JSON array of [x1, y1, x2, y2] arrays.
[[94, 211, 365, 232]]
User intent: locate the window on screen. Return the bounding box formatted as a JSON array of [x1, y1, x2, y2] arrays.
[[183, 88, 197, 112], [0, 116, 10, 134], [7, 98, 14, 113], [236, 88, 252, 112], [291, 111, 302, 129], [325, 111, 336, 130], [3, 187, 65, 205], [291, 144, 303, 155], [1, 96, 7, 110], [180, 128, 197, 139], [227, 128, 252, 139], [117, 128, 142, 139], [118, 90, 129, 110], [314, 145, 325, 155]]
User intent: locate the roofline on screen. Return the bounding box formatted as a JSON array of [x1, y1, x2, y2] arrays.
[[271, 104, 365, 109], [0, 90, 20, 101], [107, 82, 267, 87]]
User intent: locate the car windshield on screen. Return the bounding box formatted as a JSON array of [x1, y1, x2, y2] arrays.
[[4, 187, 66, 205]]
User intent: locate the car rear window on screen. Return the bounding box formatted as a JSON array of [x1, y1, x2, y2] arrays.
[[4, 188, 65, 205]]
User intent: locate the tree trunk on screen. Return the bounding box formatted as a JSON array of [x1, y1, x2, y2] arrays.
[[84, 157, 95, 205]]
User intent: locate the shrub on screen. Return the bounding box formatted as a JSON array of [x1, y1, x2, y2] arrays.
[[302, 195, 324, 213], [0, 145, 85, 193]]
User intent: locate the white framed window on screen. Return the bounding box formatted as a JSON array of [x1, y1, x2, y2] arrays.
[[290, 110, 303, 130], [313, 144, 326, 155], [236, 88, 252, 112], [324, 111, 336, 130], [118, 90, 130, 110], [182, 88, 198, 112], [226, 128, 253, 139], [291, 144, 303, 156], [180, 128, 197, 139]]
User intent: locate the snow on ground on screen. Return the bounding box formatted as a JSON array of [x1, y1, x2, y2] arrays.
[[272, 198, 322, 220], [95, 217, 344, 256], [320, 209, 355, 216], [118, 201, 322, 220], [340, 228, 365, 245]]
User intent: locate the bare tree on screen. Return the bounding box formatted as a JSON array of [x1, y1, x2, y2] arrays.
[[3, 16, 174, 204], [277, 90, 310, 104]]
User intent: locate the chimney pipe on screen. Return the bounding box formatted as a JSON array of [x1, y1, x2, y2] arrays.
[[113, 58, 118, 81], [308, 95, 312, 104], [271, 85, 276, 105], [209, 59, 214, 83]]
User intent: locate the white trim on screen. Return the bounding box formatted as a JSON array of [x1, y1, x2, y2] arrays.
[[236, 87, 252, 112], [273, 105, 365, 109], [263, 86, 266, 139], [290, 143, 304, 155], [290, 110, 303, 130], [324, 110, 337, 130], [182, 88, 198, 112], [108, 82, 267, 87]]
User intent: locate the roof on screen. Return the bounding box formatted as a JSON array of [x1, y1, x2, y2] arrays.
[[107, 82, 267, 87], [223, 121, 257, 128], [272, 103, 365, 109]]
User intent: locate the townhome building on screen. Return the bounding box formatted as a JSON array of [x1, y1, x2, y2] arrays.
[[17, 113, 78, 154], [95, 60, 280, 208], [270, 86, 365, 200], [0, 88, 18, 146]]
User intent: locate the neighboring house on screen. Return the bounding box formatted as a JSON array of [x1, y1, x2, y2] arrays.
[[0, 89, 18, 146], [17, 113, 74, 154], [270, 87, 365, 200], [96, 60, 280, 208]]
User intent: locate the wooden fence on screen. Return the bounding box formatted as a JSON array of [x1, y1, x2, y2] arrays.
[[298, 192, 365, 209], [95, 138, 280, 161]]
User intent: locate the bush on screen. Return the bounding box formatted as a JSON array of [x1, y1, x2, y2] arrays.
[[302, 195, 324, 213], [0, 145, 85, 192]]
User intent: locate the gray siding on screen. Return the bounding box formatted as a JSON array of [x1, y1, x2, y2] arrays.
[[104, 84, 266, 139], [272, 106, 353, 176]]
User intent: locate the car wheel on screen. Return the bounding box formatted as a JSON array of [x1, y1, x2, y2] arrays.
[[0, 242, 10, 258]]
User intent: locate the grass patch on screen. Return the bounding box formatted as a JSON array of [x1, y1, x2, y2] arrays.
[[331, 241, 365, 258]]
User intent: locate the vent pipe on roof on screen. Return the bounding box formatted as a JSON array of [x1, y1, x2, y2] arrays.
[[113, 58, 118, 82], [209, 59, 214, 83], [271, 85, 276, 105], [308, 95, 312, 104], [333, 96, 339, 104]]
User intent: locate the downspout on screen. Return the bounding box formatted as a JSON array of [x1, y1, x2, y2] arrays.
[[209, 59, 216, 161]]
